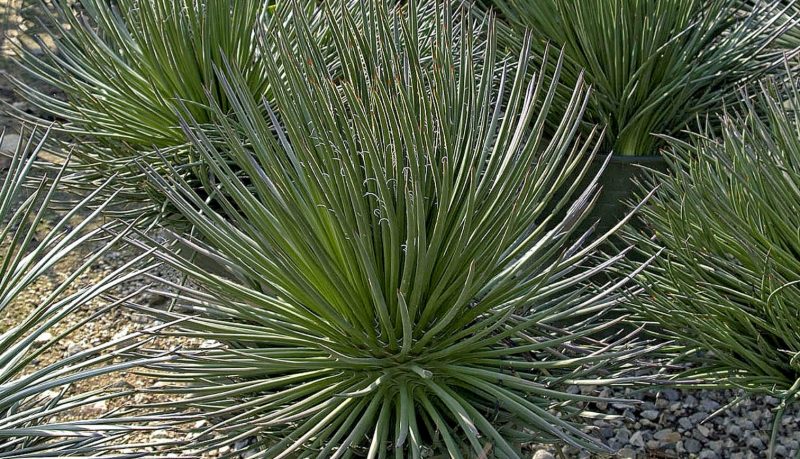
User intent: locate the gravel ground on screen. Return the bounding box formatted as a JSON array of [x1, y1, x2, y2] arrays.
[[531, 385, 800, 458]]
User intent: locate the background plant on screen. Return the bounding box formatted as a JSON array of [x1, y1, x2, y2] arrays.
[[488, 0, 791, 156], [121, 1, 664, 457], [8, 0, 446, 224], [7, 0, 273, 218], [0, 129, 169, 457], [622, 70, 800, 454]]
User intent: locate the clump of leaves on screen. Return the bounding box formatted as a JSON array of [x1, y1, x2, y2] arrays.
[[9, 0, 436, 224], [130, 2, 656, 456], [623, 70, 800, 454], [12, 0, 270, 149], [488, 0, 792, 156], [8, 0, 273, 217], [0, 129, 165, 456]]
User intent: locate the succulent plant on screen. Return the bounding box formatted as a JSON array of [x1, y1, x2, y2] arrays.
[[488, 0, 792, 156], [7, 0, 274, 220], [125, 2, 657, 456], [622, 69, 800, 455], [9, 0, 446, 225]]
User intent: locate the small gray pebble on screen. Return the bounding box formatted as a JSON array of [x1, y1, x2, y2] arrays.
[[641, 410, 660, 421], [678, 417, 693, 430], [654, 429, 681, 443], [65, 343, 84, 357], [746, 437, 764, 450], [662, 388, 680, 401], [701, 399, 721, 412], [566, 385, 580, 395], [579, 384, 597, 395], [728, 424, 742, 438], [690, 412, 707, 423], [629, 431, 645, 448], [615, 428, 631, 444], [685, 438, 702, 454]]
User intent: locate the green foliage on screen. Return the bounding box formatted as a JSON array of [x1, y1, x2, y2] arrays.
[[489, 0, 790, 156], [13, 0, 270, 149], [0, 129, 164, 456], [130, 2, 656, 456], [622, 71, 800, 449], [771, 1, 800, 52], [9, 0, 431, 222], [8, 0, 272, 216]]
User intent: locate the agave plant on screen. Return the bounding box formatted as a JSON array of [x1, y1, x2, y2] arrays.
[[12, 0, 272, 148], [622, 70, 800, 454], [0, 129, 170, 456], [9, 0, 443, 223], [6, 0, 273, 217], [125, 2, 659, 456], [487, 0, 792, 156]]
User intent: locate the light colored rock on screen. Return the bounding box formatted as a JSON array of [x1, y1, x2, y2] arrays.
[[90, 400, 107, 411], [531, 451, 554, 459], [36, 149, 65, 165], [64, 342, 84, 357], [0, 133, 21, 154], [16, 33, 57, 56], [0, 133, 19, 170], [653, 428, 681, 443], [629, 431, 645, 448], [33, 332, 53, 344]]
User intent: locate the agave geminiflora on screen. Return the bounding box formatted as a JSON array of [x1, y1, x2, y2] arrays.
[[622, 69, 800, 455], [12, 0, 271, 149], [0, 129, 170, 456], [7, 0, 273, 217], [488, 0, 792, 156], [9, 0, 443, 223], [127, 2, 657, 456]]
